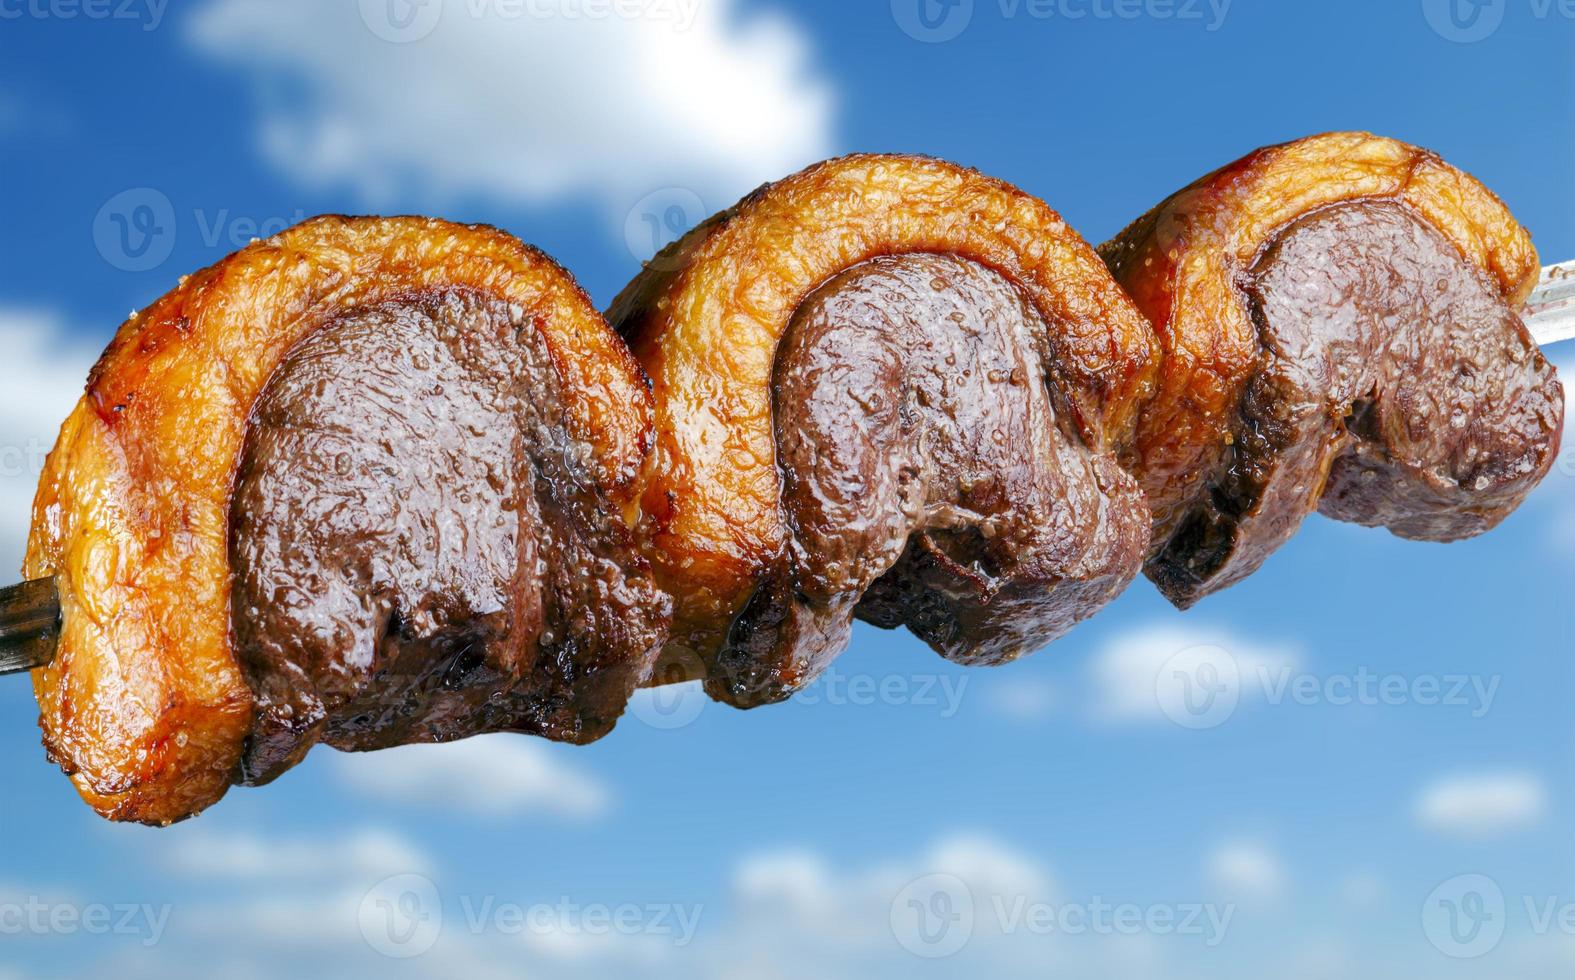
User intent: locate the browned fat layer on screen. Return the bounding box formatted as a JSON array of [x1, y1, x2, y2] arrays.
[[229, 288, 670, 786], [1148, 201, 1564, 608], [707, 253, 1150, 707]]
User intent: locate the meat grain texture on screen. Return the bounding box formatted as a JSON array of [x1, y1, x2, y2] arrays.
[[21, 137, 1564, 823]]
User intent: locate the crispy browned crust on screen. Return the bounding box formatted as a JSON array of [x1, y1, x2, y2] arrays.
[[608, 153, 1159, 667], [24, 216, 652, 824], [1098, 132, 1541, 549]]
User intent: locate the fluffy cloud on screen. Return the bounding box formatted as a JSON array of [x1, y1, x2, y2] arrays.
[[1204, 840, 1286, 903], [1086, 621, 1299, 727], [160, 826, 433, 879], [1415, 771, 1549, 838], [982, 677, 1058, 722], [56, 831, 1257, 980], [0, 309, 100, 576], [333, 734, 611, 818], [712, 834, 1247, 979], [186, 0, 835, 230], [732, 834, 1052, 945]]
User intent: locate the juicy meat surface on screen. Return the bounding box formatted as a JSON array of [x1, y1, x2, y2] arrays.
[[1149, 201, 1563, 605], [609, 153, 1158, 699], [24, 216, 658, 823], [1101, 132, 1556, 609], [713, 254, 1149, 704], [231, 289, 670, 784]]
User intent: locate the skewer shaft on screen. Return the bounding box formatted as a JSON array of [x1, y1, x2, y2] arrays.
[[0, 577, 60, 676], [1527, 259, 1575, 347]]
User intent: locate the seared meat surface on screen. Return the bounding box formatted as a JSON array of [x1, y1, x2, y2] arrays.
[[20, 136, 1563, 823]]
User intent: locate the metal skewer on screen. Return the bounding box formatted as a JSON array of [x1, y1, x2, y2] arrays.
[[0, 577, 60, 675], [1, 261, 1573, 678], [1527, 259, 1575, 347]]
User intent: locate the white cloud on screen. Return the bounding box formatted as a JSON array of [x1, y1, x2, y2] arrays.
[[1086, 621, 1299, 726], [1204, 840, 1286, 903], [161, 826, 432, 879], [719, 833, 1064, 975], [1415, 771, 1549, 838], [186, 0, 835, 228], [0, 309, 100, 576], [716, 835, 1242, 978], [334, 734, 611, 818], [732, 833, 1052, 948], [983, 677, 1057, 722], [63, 832, 1252, 980]]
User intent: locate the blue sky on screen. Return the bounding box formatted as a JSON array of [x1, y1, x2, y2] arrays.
[[0, 2, 1571, 977]]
